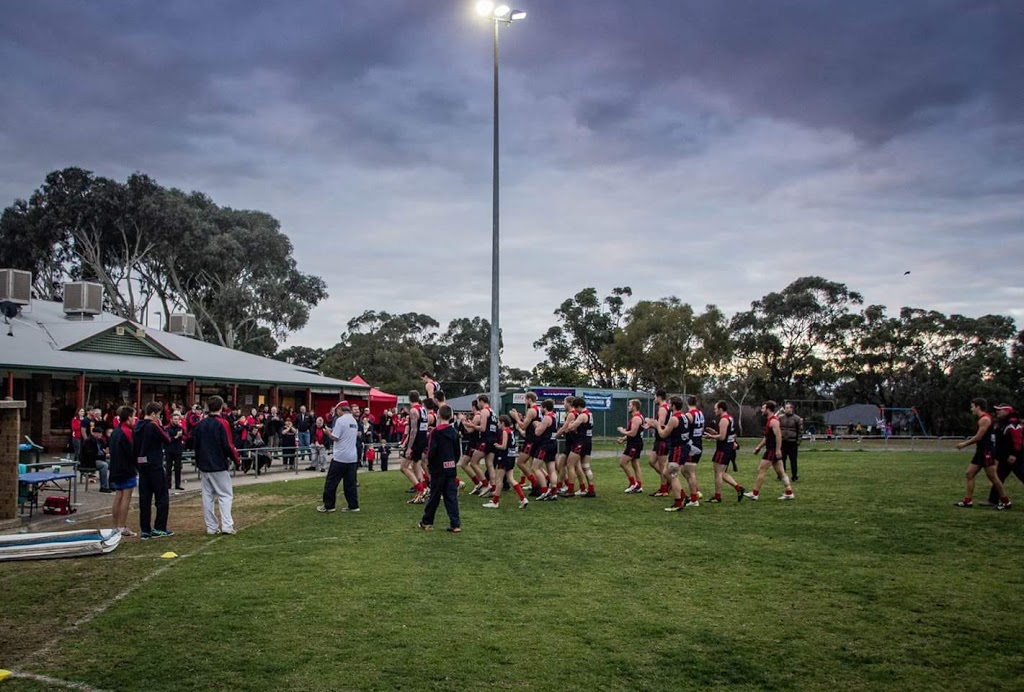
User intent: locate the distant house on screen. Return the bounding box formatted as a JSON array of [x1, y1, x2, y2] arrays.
[[0, 281, 367, 451]]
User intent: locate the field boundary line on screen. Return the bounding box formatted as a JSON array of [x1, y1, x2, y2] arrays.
[[13, 500, 304, 671], [4, 670, 112, 691]]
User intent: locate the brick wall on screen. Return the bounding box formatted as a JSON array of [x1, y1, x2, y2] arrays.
[[0, 402, 25, 520]]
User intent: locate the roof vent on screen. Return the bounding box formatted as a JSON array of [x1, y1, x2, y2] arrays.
[[63, 282, 103, 318], [0, 269, 32, 305], [168, 313, 197, 337]]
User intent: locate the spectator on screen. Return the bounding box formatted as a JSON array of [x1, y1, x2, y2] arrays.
[[134, 402, 174, 539], [193, 395, 237, 535], [307, 416, 329, 472], [80, 426, 112, 493], [418, 404, 461, 533], [281, 419, 298, 469], [318, 401, 360, 513], [779, 402, 803, 482], [265, 406, 283, 449], [71, 408, 85, 461], [108, 405, 138, 537], [165, 412, 186, 491], [353, 404, 365, 466], [295, 405, 314, 465]]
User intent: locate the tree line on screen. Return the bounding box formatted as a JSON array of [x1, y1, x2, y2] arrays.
[[0, 168, 326, 354], [287, 277, 1022, 436]]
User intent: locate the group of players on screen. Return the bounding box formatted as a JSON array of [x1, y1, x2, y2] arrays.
[[396, 373, 796, 512]]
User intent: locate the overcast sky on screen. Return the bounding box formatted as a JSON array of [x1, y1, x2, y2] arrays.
[[1, 0, 1021, 370]]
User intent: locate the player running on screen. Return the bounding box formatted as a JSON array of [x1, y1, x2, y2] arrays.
[[467, 395, 500, 495], [566, 397, 596, 497], [402, 391, 430, 504], [985, 405, 1022, 506], [955, 398, 1012, 510], [705, 400, 744, 502], [534, 400, 560, 501], [648, 390, 671, 497], [745, 401, 795, 501], [482, 415, 529, 509], [554, 396, 577, 496], [510, 392, 541, 494], [648, 396, 693, 511], [616, 398, 645, 493]]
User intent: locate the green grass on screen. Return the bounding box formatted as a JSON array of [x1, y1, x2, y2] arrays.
[[2, 452, 1023, 691]]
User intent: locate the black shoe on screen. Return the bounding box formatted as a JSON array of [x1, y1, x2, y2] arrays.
[[737, 486, 745, 502], [99, 487, 113, 493], [792, 476, 799, 482], [174, 486, 185, 491]]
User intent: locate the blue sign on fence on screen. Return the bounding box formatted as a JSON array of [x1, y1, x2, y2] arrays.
[[530, 388, 576, 400], [581, 392, 612, 410]]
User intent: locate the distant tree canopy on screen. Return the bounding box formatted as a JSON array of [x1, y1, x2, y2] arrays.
[[0, 167, 327, 354]]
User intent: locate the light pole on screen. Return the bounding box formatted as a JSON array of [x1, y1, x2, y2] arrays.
[[475, 1, 526, 414]]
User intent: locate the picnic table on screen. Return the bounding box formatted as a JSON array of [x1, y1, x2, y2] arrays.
[[18, 472, 75, 519], [23, 460, 80, 504]]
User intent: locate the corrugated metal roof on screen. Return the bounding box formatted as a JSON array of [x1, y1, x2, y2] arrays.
[[0, 300, 365, 392]]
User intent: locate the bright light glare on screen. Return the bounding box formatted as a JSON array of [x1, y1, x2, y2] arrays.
[[510, 9, 527, 20], [494, 4, 511, 17], [475, 0, 495, 16]]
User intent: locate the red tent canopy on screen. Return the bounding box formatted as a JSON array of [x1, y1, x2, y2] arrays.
[[350, 375, 399, 418]]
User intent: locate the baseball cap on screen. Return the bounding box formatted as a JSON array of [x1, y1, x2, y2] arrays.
[[336, 400, 351, 410], [995, 404, 1015, 415]]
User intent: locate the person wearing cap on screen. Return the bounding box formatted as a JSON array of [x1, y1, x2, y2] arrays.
[[985, 404, 1023, 507], [318, 401, 360, 513], [954, 398, 1012, 510]]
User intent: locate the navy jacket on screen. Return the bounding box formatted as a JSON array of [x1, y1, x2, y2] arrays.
[[426, 424, 460, 477], [109, 423, 137, 484], [193, 415, 236, 473], [133, 418, 171, 468]]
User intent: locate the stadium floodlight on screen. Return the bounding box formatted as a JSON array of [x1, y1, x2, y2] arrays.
[[510, 9, 527, 20], [475, 0, 495, 16], [494, 4, 511, 17]]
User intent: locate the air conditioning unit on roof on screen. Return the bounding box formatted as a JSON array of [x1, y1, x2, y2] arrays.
[[168, 313, 197, 337], [0, 269, 32, 305], [63, 282, 103, 317]]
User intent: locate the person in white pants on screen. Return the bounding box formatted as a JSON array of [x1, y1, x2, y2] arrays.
[[192, 396, 238, 535]]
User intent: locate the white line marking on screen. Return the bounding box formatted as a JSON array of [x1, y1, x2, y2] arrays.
[[6, 670, 112, 691]]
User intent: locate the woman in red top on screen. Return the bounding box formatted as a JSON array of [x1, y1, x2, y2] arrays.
[[71, 408, 85, 461]]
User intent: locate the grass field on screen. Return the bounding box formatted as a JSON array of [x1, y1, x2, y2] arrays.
[[2, 450, 1023, 691]]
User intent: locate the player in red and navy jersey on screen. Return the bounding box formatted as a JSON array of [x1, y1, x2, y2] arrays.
[[420, 371, 442, 405], [510, 392, 541, 493], [566, 397, 596, 497], [955, 398, 1011, 509], [647, 396, 693, 511], [648, 390, 672, 497], [986, 404, 1022, 506], [616, 398, 645, 494], [554, 396, 578, 496], [402, 391, 430, 504], [704, 400, 744, 502], [482, 415, 529, 509], [458, 400, 485, 493], [533, 400, 560, 501], [746, 400, 794, 501]]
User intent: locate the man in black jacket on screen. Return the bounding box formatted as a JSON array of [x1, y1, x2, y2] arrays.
[[193, 395, 237, 535], [418, 405, 462, 533], [134, 402, 173, 539], [80, 426, 112, 493], [295, 405, 314, 465], [165, 412, 186, 491]]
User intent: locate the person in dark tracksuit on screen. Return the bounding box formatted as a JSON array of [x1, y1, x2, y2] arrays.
[[165, 412, 185, 490], [418, 405, 462, 533], [134, 401, 173, 539]]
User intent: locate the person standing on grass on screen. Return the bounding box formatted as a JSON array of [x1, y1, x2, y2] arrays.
[[986, 405, 1022, 506], [134, 402, 174, 539], [509, 391, 541, 493], [779, 402, 803, 482], [566, 397, 597, 497], [165, 412, 185, 491], [647, 390, 671, 497], [617, 398, 646, 494], [482, 415, 529, 509], [705, 401, 745, 502], [955, 398, 1012, 510], [418, 405, 462, 532], [193, 396, 238, 535], [401, 392, 429, 504], [295, 405, 314, 465], [533, 400, 560, 501], [108, 405, 138, 537], [746, 401, 795, 502], [648, 396, 691, 512], [319, 401, 360, 513]]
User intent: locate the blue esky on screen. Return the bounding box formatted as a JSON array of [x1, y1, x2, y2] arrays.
[[1, 0, 1021, 368]]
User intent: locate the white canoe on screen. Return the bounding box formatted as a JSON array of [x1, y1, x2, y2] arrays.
[[0, 528, 121, 561]]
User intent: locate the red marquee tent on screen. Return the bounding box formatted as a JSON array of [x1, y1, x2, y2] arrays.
[[349, 376, 399, 419]]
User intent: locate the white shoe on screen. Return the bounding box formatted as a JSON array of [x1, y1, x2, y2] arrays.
[[470, 482, 483, 495], [743, 492, 758, 501], [479, 487, 493, 498], [482, 501, 500, 508], [537, 490, 550, 501], [688, 500, 700, 507], [624, 484, 636, 493], [519, 499, 529, 509], [521, 483, 533, 492], [221, 528, 236, 535], [574, 489, 587, 497], [207, 529, 221, 535], [778, 493, 794, 501]]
